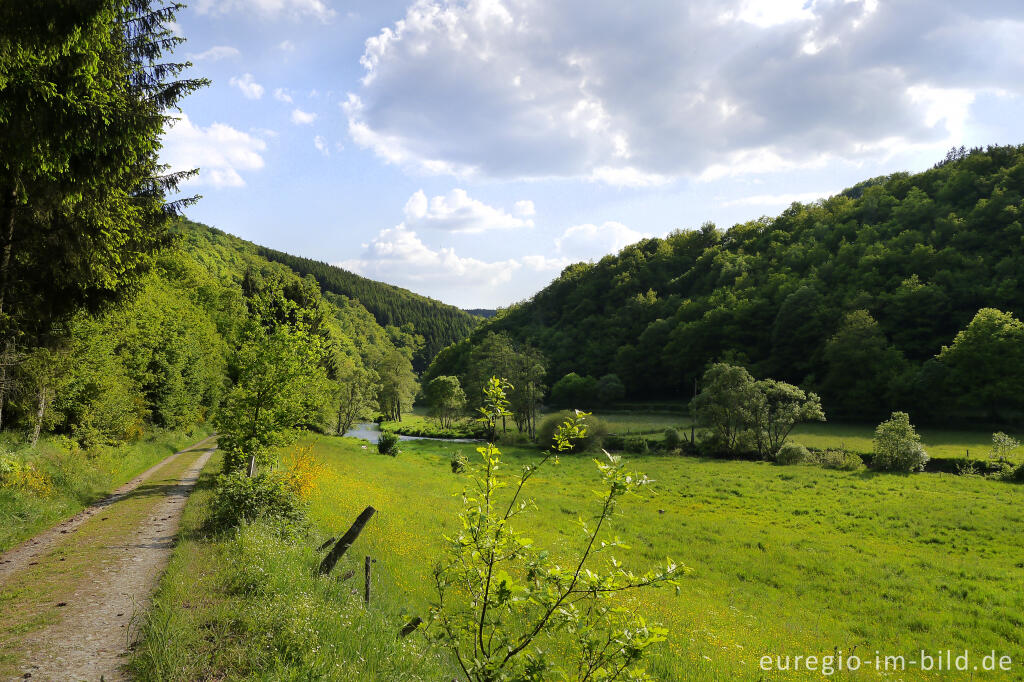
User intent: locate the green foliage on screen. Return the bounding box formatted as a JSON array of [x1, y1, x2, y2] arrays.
[[751, 379, 825, 459], [0, 0, 206, 343], [596, 373, 626, 404], [937, 308, 1024, 418], [217, 324, 331, 472], [691, 364, 760, 454], [550, 372, 599, 407], [427, 378, 680, 681], [537, 410, 608, 453], [424, 375, 467, 428], [821, 310, 907, 418], [872, 411, 929, 472], [814, 449, 864, 471], [333, 362, 379, 436], [988, 431, 1020, 479], [445, 332, 547, 439], [253, 245, 481, 371], [436, 146, 1024, 421], [209, 470, 307, 531], [377, 431, 400, 456], [450, 449, 468, 473], [662, 428, 681, 449], [775, 442, 812, 465], [693, 364, 826, 458]]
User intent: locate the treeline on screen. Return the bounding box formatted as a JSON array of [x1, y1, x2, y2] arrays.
[[429, 145, 1024, 423], [253, 243, 481, 370]]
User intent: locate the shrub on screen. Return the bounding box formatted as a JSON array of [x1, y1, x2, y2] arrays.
[[377, 431, 400, 456], [775, 442, 811, 465], [536, 411, 607, 453], [209, 470, 306, 530], [0, 452, 54, 496], [817, 449, 864, 471], [872, 412, 929, 472], [623, 436, 650, 454], [450, 450, 468, 474], [278, 445, 327, 499], [988, 432, 1020, 479], [663, 428, 681, 449]]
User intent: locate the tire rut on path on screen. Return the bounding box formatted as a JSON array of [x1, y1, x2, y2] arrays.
[[0, 442, 215, 682]]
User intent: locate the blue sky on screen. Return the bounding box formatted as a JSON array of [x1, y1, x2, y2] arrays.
[[163, 0, 1024, 308]]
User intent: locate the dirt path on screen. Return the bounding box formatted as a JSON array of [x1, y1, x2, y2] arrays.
[[0, 440, 216, 681]]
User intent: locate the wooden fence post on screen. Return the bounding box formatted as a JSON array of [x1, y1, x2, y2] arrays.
[[318, 506, 376, 575], [364, 555, 372, 604]]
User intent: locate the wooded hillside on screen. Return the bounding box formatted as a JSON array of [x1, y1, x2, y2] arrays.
[[428, 145, 1024, 422], [254, 242, 481, 370]]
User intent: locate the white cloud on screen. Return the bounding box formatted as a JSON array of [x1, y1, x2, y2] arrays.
[[403, 189, 534, 233], [345, 0, 1024, 182], [340, 224, 522, 288], [314, 135, 329, 155], [273, 88, 293, 103], [555, 222, 649, 260], [229, 73, 264, 99], [189, 45, 240, 62], [291, 108, 317, 125], [160, 113, 266, 188], [279, 40, 296, 51], [194, 0, 333, 21], [513, 200, 535, 217], [339, 221, 569, 307]]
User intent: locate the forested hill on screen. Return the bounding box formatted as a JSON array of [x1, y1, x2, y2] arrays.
[[251, 241, 481, 370], [174, 221, 481, 371], [428, 144, 1024, 421]]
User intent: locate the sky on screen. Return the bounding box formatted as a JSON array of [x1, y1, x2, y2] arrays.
[[163, 0, 1024, 309]]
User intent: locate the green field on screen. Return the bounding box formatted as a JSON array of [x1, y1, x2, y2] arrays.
[[788, 422, 1024, 463], [136, 432, 1022, 680], [307, 437, 1023, 679]]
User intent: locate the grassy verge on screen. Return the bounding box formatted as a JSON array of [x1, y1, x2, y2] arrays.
[[129, 449, 456, 681], [0, 426, 213, 552]]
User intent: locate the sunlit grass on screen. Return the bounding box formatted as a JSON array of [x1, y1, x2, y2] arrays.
[[306, 434, 1024, 680]]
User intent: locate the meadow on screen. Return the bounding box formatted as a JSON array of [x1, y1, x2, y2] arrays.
[[134, 427, 1024, 680]]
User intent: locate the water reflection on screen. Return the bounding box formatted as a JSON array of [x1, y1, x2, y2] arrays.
[[343, 422, 478, 444]]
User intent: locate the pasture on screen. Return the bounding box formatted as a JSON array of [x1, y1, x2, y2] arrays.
[[303, 434, 1023, 679]]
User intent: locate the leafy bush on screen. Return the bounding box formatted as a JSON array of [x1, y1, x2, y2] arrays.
[[537, 411, 607, 453], [0, 452, 54, 496], [209, 471, 306, 530], [450, 450, 468, 473], [623, 436, 650, 454], [278, 444, 327, 499], [816, 449, 864, 471], [377, 431, 400, 456], [775, 442, 811, 465], [663, 428, 681, 449], [988, 432, 1020, 479], [872, 412, 929, 472]]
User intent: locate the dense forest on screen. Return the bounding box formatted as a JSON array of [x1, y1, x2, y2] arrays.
[[428, 145, 1024, 423], [0, 217, 419, 447], [254, 241, 482, 370]]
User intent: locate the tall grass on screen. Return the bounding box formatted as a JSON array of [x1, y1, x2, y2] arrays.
[[0, 427, 212, 551]]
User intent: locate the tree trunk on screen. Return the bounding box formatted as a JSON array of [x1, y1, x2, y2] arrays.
[[0, 340, 15, 430], [0, 186, 17, 318], [31, 386, 48, 447]]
